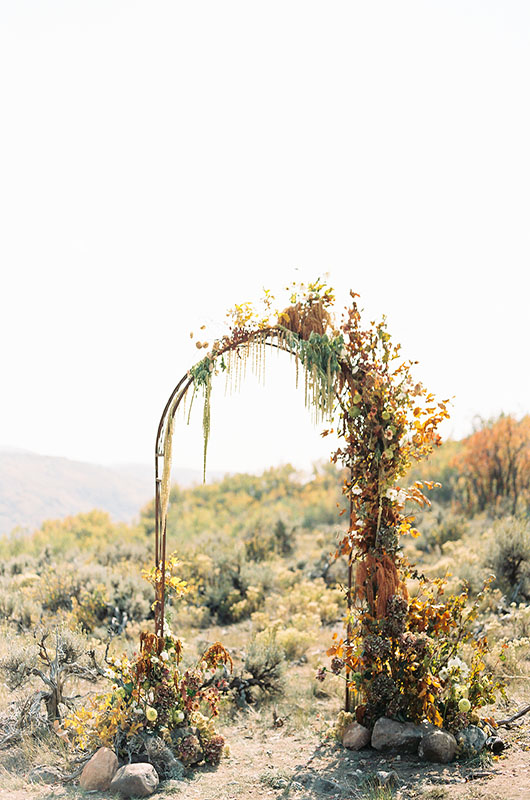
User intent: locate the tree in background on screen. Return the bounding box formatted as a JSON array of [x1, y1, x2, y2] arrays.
[[453, 415, 530, 515]]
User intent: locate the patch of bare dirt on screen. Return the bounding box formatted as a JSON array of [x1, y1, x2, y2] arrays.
[[2, 719, 529, 800]]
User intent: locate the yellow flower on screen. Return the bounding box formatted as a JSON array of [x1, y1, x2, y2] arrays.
[[146, 706, 158, 722], [458, 698, 471, 713]]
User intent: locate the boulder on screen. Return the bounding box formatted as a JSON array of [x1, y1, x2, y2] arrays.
[[419, 729, 457, 763], [376, 770, 399, 788], [342, 722, 371, 750], [456, 725, 488, 757], [371, 717, 422, 753], [109, 763, 159, 797], [80, 746, 118, 791]]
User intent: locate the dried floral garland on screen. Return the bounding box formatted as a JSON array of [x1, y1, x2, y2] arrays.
[[153, 281, 504, 726]]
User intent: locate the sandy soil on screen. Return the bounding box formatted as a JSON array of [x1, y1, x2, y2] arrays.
[[2, 716, 529, 800]]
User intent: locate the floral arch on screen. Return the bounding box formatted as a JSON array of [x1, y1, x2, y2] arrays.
[[149, 281, 493, 729]]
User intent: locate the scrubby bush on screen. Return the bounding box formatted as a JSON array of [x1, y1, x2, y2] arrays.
[[196, 554, 275, 624], [0, 626, 100, 746], [415, 509, 468, 553], [486, 517, 530, 602], [227, 631, 285, 705]]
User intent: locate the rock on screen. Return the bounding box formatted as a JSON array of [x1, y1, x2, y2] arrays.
[[419, 729, 457, 763], [371, 717, 423, 753], [456, 725, 488, 757], [376, 770, 399, 788], [313, 776, 342, 794], [109, 763, 159, 797], [29, 765, 64, 784], [144, 735, 184, 779], [486, 735, 505, 754], [80, 746, 118, 791], [342, 722, 371, 750], [295, 772, 314, 788]]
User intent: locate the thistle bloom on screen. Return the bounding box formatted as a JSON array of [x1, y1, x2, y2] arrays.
[[458, 698, 471, 713]]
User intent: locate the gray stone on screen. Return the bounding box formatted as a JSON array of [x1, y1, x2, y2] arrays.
[[456, 725, 488, 757], [313, 776, 342, 794], [144, 735, 184, 779], [486, 735, 505, 754], [342, 721, 371, 750], [80, 746, 118, 791], [376, 770, 399, 787], [419, 729, 457, 763], [109, 763, 159, 797], [371, 717, 423, 753]]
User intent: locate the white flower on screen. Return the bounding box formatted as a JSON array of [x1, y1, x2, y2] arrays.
[[352, 485, 362, 496], [200, 660, 208, 670], [396, 490, 408, 505], [386, 488, 398, 501], [104, 668, 115, 679], [176, 710, 185, 722], [447, 656, 469, 677], [160, 651, 169, 662]]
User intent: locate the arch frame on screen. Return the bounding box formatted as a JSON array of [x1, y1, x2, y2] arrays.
[[150, 285, 450, 716]]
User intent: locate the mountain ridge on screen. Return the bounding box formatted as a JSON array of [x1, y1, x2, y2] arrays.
[[0, 449, 225, 535]]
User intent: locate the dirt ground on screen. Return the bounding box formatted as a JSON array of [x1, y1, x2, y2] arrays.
[[1, 716, 529, 800]]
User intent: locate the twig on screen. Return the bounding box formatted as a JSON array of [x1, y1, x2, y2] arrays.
[[496, 704, 530, 727]]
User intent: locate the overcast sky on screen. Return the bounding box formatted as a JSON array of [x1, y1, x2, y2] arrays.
[[1, 1, 529, 476]]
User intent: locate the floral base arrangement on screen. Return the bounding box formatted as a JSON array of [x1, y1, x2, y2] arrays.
[[65, 626, 232, 775]]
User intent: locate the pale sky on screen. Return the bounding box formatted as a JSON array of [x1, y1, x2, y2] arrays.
[[1, 1, 529, 476]]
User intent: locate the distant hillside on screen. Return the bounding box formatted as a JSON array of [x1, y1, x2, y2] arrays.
[[0, 449, 224, 535]]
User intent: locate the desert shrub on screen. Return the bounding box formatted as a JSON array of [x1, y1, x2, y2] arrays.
[[415, 510, 468, 553], [251, 578, 342, 632], [0, 626, 100, 746], [38, 569, 81, 613], [238, 631, 285, 701], [107, 570, 153, 624], [0, 554, 38, 577], [244, 529, 276, 562], [243, 519, 295, 562], [97, 540, 150, 567], [486, 517, 530, 602], [275, 627, 313, 661], [0, 589, 40, 631], [197, 554, 275, 624], [302, 504, 338, 529], [273, 519, 294, 556]]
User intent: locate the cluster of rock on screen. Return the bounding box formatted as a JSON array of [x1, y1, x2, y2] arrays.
[[342, 717, 495, 763], [79, 747, 163, 797]]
